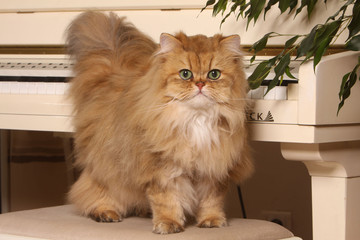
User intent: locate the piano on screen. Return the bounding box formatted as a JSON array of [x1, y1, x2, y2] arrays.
[[0, 2, 359, 240]]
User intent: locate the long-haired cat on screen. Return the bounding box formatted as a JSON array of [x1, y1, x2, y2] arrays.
[[66, 11, 253, 234]]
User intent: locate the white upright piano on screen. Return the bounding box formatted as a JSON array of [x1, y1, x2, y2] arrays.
[[0, 1, 359, 240]]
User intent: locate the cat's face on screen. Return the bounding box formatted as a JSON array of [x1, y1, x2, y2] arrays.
[[155, 33, 245, 110]]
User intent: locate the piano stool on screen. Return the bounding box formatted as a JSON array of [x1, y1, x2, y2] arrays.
[[0, 205, 301, 240]]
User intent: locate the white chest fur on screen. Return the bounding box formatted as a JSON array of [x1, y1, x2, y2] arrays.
[[177, 106, 220, 151]]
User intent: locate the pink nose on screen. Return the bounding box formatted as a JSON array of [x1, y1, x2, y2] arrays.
[[196, 81, 205, 90]]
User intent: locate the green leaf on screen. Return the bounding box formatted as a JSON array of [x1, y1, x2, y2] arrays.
[[296, 24, 318, 58], [201, 0, 216, 12], [337, 58, 360, 114], [313, 39, 330, 70], [279, 0, 291, 13], [348, 0, 360, 39], [264, 53, 291, 95], [296, 20, 341, 64], [220, 2, 241, 26], [250, 55, 256, 63], [249, 32, 275, 54], [268, 55, 281, 66], [247, 0, 266, 29], [213, 0, 228, 16], [266, 78, 280, 94], [346, 34, 360, 51], [279, 74, 284, 86], [295, 0, 308, 17], [339, 72, 351, 99], [264, 0, 279, 18], [274, 52, 291, 80], [289, 0, 298, 12], [306, 0, 318, 18], [326, 0, 354, 23], [239, 1, 250, 19], [312, 20, 342, 69], [285, 65, 297, 79], [295, 0, 319, 18], [248, 61, 272, 89], [284, 35, 300, 49]]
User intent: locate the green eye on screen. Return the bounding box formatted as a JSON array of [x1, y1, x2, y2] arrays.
[[208, 69, 221, 80], [179, 69, 193, 80]]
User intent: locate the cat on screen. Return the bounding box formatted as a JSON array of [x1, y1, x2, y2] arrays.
[[66, 11, 253, 234]]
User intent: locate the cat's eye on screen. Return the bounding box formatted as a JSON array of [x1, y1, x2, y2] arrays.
[[179, 69, 193, 80], [208, 69, 221, 80]]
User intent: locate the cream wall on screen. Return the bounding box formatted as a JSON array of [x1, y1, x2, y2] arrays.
[[243, 141, 312, 240], [0, 1, 347, 46]]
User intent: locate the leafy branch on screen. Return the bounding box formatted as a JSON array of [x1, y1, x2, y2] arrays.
[[202, 0, 360, 114]]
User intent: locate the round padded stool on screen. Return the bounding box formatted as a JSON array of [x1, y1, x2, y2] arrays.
[[0, 205, 301, 240]]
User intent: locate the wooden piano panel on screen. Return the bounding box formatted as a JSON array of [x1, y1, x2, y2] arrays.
[[0, 1, 347, 46], [298, 51, 360, 125], [0, 0, 205, 12]]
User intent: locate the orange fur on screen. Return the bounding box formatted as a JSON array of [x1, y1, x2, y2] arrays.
[[67, 11, 253, 234]]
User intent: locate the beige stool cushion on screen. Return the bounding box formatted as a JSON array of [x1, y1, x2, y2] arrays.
[[0, 205, 298, 240]]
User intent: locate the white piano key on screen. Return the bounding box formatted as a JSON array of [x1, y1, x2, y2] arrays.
[[264, 87, 276, 100], [36, 82, 47, 94], [27, 82, 37, 94], [275, 86, 287, 100], [63, 83, 70, 95], [19, 82, 29, 94], [45, 83, 57, 95], [55, 83, 69, 95], [10, 82, 20, 94], [250, 86, 266, 99], [0, 82, 11, 93]]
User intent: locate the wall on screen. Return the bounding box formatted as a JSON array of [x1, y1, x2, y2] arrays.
[[243, 141, 312, 240], [0, 1, 347, 46]]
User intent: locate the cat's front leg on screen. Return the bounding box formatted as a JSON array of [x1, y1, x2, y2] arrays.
[[146, 181, 186, 234], [196, 180, 228, 228]]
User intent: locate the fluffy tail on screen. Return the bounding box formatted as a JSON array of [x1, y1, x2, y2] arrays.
[[67, 11, 157, 67], [66, 12, 158, 111]]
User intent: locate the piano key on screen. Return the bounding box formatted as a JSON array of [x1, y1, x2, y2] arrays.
[[55, 83, 69, 95], [46, 82, 57, 95], [264, 87, 276, 100], [36, 83, 47, 95], [19, 82, 29, 94], [0, 82, 10, 93], [275, 86, 287, 100], [10, 82, 20, 94], [250, 86, 266, 99], [27, 82, 37, 94]]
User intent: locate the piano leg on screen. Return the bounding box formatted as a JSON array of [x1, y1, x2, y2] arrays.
[[0, 130, 10, 213], [281, 141, 360, 240]]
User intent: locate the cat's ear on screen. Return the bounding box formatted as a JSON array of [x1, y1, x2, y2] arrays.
[[220, 35, 242, 55], [158, 33, 182, 54]]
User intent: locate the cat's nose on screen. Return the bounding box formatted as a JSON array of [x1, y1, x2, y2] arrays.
[[195, 81, 205, 91]]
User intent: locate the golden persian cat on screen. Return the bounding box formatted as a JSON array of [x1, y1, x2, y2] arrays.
[[66, 11, 253, 234]]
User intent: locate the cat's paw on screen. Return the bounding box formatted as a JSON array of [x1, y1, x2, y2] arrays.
[[152, 220, 184, 234], [197, 216, 227, 228], [90, 210, 123, 223]]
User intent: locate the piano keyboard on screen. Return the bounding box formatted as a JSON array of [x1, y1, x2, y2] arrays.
[[0, 56, 73, 95], [0, 55, 299, 100]]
